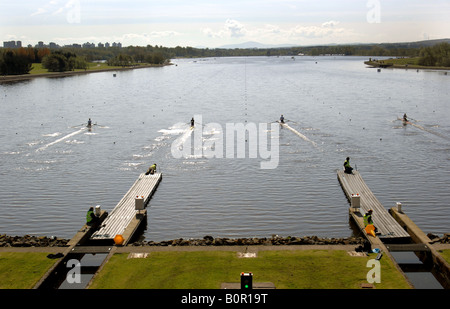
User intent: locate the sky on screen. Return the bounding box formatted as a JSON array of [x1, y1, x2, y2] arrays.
[[1, 0, 450, 48]]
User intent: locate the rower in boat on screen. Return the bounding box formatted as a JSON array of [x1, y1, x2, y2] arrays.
[[280, 115, 285, 124], [190, 117, 195, 128], [401, 113, 409, 126], [87, 118, 92, 128]]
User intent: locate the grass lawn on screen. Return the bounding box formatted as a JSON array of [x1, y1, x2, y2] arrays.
[[29, 62, 127, 75], [366, 57, 450, 70], [0, 252, 57, 289], [382, 57, 421, 66], [29, 63, 48, 74], [90, 250, 411, 289], [440, 250, 450, 264]]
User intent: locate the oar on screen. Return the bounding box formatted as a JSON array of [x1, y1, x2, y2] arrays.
[[286, 119, 299, 125], [71, 123, 86, 128]]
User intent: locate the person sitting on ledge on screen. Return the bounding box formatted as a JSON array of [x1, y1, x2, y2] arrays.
[[86, 207, 99, 226], [344, 157, 353, 174]]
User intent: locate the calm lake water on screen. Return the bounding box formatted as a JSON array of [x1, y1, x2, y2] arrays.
[[0, 56, 449, 241]]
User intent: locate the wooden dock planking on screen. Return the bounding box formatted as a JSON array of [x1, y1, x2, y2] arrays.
[[337, 170, 409, 239], [91, 173, 162, 241]]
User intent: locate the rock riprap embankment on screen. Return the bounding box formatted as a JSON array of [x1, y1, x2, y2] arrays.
[[0, 235, 69, 247], [133, 235, 367, 246]]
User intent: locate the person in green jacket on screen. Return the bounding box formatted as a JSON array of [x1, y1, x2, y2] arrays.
[[86, 207, 98, 225], [145, 164, 157, 175], [363, 209, 378, 233], [344, 157, 353, 174]]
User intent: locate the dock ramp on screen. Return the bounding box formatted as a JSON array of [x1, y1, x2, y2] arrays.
[[91, 173, 162, 241], [337, 170, 410, 240]]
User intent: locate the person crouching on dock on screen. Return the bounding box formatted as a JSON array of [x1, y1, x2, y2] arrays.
[[344, 157, 353, 174], [145, 164, 157, 175]]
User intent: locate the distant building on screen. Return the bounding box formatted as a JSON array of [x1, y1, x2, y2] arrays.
[[49, 42, 60, 49], [3, 41, 17, 48], [2, 40, 124, 50], [82, 42, 95, 48]]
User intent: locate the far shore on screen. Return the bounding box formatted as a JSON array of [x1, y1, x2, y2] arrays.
[[365, 59, 450, 71], [0, 62, 171, 84]]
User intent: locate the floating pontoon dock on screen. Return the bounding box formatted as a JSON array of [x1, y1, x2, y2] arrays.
[[337, 170, 410, 240], [91, 173, 162, 244]]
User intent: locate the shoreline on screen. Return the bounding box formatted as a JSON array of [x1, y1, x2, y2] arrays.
[[0, 63, 170, 84], [0, 234, 366, 249], [1, 233, 449, 249], [364, 60, 450, 71]]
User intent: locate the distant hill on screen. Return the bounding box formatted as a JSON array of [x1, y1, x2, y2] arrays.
[[218, 41, 297, 49], [217, 39, 450, 50], [371, 38, 450, 49]]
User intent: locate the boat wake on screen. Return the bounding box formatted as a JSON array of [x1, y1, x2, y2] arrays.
[[36, 127, 87, 152], [398, 118, 449, 141], [280, 122, 318, 148]]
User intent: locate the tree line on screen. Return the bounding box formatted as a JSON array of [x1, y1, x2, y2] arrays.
[[0, 45, 169, 75], [0, 47, 50, 75], [417, 42, 450, 67], [1, 40, 449, 75], [41, 51, 89, 72], [0, 47, 89, 74]]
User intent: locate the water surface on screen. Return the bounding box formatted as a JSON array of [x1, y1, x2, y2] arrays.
[[0, 56, 449, 241]]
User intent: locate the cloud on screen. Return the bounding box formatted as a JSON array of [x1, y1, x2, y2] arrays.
[[149, 31, 180, 38], [224, 19, 246, 38], [289, 24, 345, 39], [30, 8, 47, 17], [322, 20, 340, 28], [30, 0, 75, 18], [203, 19, 349, 43], [203, 19, 247, 38], [123, 31, 180, 42]]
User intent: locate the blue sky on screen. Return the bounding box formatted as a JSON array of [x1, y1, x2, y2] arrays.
[[1, 0, 450, 48]]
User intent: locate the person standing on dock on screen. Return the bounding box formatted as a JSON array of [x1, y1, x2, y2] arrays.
[[363, 209, 378, 233], [344, 157, 353, 174]]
